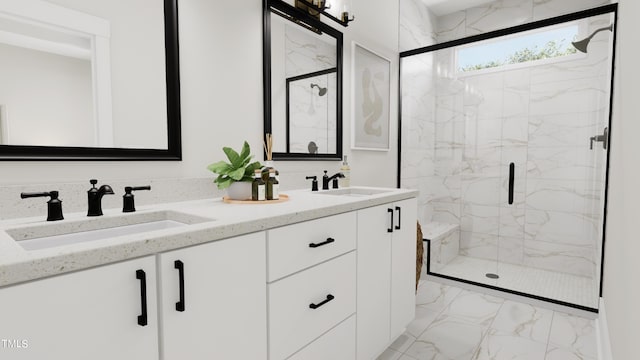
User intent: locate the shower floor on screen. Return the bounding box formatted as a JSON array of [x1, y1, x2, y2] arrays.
[[433, 255, 599, 309]]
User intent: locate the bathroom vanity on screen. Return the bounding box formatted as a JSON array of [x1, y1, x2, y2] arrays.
[[0, 187, 417, 360]]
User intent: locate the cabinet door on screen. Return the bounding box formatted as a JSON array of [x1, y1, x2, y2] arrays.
[[390, 198, 418, 339], [158, 232, 267, 360], [356, 204, 392, 360], [0, 256, 158, 360]]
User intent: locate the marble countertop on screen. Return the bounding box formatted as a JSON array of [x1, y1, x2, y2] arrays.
[[0, 187, 417, 288]]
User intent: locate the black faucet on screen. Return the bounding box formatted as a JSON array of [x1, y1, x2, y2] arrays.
[[322, 170, 345, 190], [87, 179, 114, 216], [123, 186, 151, 213], [20, 191, 64, 221]]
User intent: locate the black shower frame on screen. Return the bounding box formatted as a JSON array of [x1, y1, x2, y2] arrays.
[[398, 3, 619, 313], [285, 67, 337, 154]]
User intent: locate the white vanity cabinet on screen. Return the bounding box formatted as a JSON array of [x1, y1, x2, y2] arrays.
[[356, 198, 418, 360], [157, 232, 267, 360], [267, 213, 357, 360], [0, 256, 159, 360]]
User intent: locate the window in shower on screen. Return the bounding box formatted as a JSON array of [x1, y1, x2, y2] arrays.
[[457, 24, 580, 73]]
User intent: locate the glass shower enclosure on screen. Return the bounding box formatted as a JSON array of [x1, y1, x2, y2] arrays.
[[400, 6, 617, 311]]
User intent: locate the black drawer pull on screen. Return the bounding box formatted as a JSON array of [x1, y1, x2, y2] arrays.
[[136, 269, 148, 326], [309, 238, 335, 248], [387, 208, 394, 233], [309, 294, 335, 309], [174, 260, 185, 312], [395, 206, 402, 230]]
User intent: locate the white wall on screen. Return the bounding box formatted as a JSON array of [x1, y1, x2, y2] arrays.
[[0, 43, 94, 147], [602, 0, 640, 358], [0, 0, 399, 199]]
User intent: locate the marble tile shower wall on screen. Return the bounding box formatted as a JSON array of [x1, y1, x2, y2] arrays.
[[400, 0, 613, 278], [283, 24, 337, 154]]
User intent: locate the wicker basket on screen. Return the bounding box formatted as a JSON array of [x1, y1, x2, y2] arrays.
[[416, 221, 424, 291]]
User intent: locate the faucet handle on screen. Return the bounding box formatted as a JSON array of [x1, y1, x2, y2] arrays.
[[123, 186, 151, 213], [20, 191, 64, 221]]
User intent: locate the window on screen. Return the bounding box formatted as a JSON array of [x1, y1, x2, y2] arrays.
[[457, 25, 579, 73]]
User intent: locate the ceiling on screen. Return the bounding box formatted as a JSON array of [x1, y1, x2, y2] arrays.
[[421, 0, 496, 16]]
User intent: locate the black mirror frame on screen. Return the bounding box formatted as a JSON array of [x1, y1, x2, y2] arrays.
[[263, 0, 343, 161], [0, 0, 182, 161]]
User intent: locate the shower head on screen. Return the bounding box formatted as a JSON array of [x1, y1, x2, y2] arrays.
[[571, 24, 613, 53], [310, 83, 327, 96]]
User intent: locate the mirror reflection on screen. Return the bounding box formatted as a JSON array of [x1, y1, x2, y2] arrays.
[[264, 0, 343, 160], [0, 0, 169, 151]]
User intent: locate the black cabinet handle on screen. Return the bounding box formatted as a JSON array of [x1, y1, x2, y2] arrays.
[[136, 269, 148, 326], [174, 260, 185, 312], [387, 208, 394, 233], [395, 206, 402, 230], [309, 237, 335, 248], [309, 294, 335, 309], [508, 162, 515, 205]]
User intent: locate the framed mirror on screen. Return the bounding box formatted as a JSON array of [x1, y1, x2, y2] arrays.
[[0, 0, 181, 160], [263, 0, 343, 160]]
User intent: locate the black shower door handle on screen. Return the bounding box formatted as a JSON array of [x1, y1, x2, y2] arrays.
[[136, 269, 148, 326], [174, 260, 185, 312], [508, 163, 515, 205]]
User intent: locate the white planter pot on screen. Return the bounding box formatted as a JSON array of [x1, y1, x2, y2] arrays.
[[226, 182, 252, 200]]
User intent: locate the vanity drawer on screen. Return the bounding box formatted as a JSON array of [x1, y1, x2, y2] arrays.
[[288, 315, 356, 360], [267, 212, 356, 281], [268, 251, 356, 360]]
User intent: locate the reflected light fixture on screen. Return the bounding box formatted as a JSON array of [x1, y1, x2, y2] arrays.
[[571, 24, 613, 53], [295, 0, 355, 27]]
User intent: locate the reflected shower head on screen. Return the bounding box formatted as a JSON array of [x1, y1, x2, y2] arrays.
[[310, 83, 327, 96], [572, 24, 613, 53]]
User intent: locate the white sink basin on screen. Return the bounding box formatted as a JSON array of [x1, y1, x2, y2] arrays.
[[317, 187, 393, 197], [6, 210, 214, 251]]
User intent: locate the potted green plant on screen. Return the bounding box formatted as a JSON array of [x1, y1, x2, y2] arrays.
[[207, 141, 262, 200]]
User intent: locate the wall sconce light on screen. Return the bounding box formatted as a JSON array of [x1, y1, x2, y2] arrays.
[[295, 0, 355, 27]]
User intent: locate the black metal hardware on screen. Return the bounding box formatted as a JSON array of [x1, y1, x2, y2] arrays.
[[388, 208, 394, 233], [305, 176, 319, 191], [87, 179, 114, 217], [395, 206, 402, 230], [136, 269, 148, 326], [309, 294, 335, 309], [123, 185, 152, 213], [295, 0, 353, 27], [309, 237, 335, 248], [20, 191, 64, 221], [590, 127, 608, 150], [508, 163, 515, 205], [322, 170, 330, 190], [174, 260, 185, 312]]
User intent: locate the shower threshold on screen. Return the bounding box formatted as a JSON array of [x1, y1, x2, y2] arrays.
[[430, 255, 599, 310]]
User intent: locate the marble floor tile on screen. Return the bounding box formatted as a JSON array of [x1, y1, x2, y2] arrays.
[[473, 330, 548, 360], [405, 316, 487, 360], [389, 331, 416, 353], [548, 312, 598, 359], [416, 278, 463, 311], [439, 290, 504, 328], [406, 305, 441, 338], [380, 280, 599, 360], [376, 347, 403, 360], [490, 300, 553, 343]]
